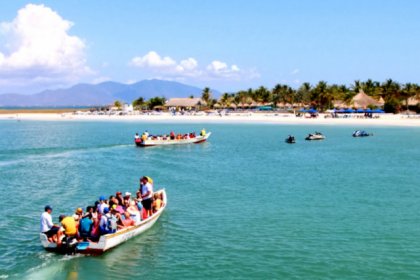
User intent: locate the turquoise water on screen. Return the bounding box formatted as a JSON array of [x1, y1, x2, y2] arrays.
[[0, 120, 419, 279]]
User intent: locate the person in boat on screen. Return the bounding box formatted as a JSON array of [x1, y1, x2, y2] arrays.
[[79, 213, 93, 241], [116, 191, 124, 206], [170, 131, 175, 140], [88, 206, 100, 241], [152, 193, 163, 213], [98, 195, 109, 215], [139, 176, 154, 218], [134, 133, 140, 140], [72, 208, 83, 223], [127, 200, 141, 223], [40, 205, 61, 243], [144, 130, 149, 137], [119, 212, 135, 229], [58, 215, 77, 245], [141, 133, 148, 141], [135, 191, 143, 212], [99, 207, 117, 235], [123, 192, 132, 207], [200, 128, 206, 136]]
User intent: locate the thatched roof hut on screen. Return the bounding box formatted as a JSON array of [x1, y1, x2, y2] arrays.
[[351, 90, 382, 108], [164, 98, 206, 110]]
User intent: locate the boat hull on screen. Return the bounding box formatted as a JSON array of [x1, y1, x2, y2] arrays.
[[135, 132, 211, 147], [40, 189, 167, 255]]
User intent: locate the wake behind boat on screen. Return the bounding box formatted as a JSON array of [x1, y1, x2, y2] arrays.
[[134, 130, 211, 147], [40, 189, 167, 255]]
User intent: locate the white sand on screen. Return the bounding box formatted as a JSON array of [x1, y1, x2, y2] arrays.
[[1, 112, 419, 127]]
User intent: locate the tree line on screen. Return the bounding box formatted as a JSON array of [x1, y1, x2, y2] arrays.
[[115, 79, 420, 113]]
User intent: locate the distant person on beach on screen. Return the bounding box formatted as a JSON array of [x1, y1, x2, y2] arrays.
[[139, 176, 154, 218], [40, 205, 60, 242]]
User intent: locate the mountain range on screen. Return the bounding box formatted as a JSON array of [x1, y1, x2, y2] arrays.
[[0, 79, 216, 107]]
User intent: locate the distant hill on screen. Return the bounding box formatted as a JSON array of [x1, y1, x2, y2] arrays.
[[0, 79, 219, 106]]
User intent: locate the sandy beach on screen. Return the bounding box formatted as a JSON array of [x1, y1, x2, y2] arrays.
[[0, 111, 419, 127]]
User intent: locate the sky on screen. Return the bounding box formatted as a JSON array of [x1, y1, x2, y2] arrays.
[[0, 0, 420, 94]]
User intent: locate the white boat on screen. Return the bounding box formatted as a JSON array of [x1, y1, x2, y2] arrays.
[[352, 130, 372, 137], [135, 132, 211, 147], [305, 132, 326, 140], [40, 189, 167, 255]]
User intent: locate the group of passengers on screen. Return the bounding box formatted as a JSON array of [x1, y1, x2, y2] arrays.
[[40, 176, 164, 245], [134, 129, 206, 141]]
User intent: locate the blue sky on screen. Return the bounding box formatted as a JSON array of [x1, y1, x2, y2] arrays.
[[0, 0, 419, 94]]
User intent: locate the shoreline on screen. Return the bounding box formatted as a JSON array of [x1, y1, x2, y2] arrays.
[[1, 112, 420, 127]]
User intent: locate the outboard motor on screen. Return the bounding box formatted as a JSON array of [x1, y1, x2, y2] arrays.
[[60, 236, 78, 255]]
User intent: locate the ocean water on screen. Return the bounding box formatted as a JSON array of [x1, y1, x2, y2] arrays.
[[0, 120, 419, 279]]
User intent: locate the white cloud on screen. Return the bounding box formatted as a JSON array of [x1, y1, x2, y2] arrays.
[[0, 4, 92, 92], [291, 69, 300, 75], [130, 51, 255, 81], [131, 51, 176, 68]]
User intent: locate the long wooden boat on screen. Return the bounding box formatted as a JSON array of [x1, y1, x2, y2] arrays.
[[40, 189, 167, 255], [135, 132, 211, 147]]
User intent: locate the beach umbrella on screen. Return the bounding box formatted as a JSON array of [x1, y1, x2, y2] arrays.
[[337, 108, 345, 113], [299, 108, 307, 112], [356, 108, 365, 113], [372, 109, 384, 113], [365, 108, 372, 113], [344, 108, 354, 113], [308, 108, 317, 113]]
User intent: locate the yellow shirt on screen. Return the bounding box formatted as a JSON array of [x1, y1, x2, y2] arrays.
[[61, 216, 77, 236]]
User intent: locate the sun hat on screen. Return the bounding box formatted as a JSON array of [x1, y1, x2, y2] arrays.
[[99, 195, 106, 201], [124, 192, 131, 197], [76, 208, 83, 214]]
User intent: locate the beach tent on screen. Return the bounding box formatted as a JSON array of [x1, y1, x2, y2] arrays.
[[356, 108, 365, 113], [307, 108, 317, 113], [372, 109, 385, 113], [258, 106, 273, 111], [343, 108, 355, 113]]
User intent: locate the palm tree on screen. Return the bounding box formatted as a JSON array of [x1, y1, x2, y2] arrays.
[[401, 83, 417, 112], [296, 82, 312, 108], [311, 81, 330, 111], [381, 79, 401, 113], [201, 87, 212, 106], [220, 93, 231, 108], [132, 97, 145, 110], [114, 100, 122, 110]]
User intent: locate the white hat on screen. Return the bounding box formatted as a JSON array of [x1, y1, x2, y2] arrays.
[[124, 192, 131, 197]]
